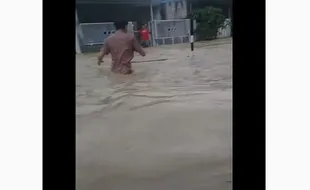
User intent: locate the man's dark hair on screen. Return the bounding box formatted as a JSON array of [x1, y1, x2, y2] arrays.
[[114, 21, 128, 30]]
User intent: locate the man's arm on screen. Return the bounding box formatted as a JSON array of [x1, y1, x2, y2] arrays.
[[97, 41, 110, 65], [132, 37, 146, 56]]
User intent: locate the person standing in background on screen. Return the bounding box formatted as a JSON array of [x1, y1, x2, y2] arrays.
[[139, 24, 151, 48]]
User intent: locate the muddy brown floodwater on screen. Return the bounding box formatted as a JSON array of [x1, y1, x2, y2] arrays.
[[76, 38, 232, 190]]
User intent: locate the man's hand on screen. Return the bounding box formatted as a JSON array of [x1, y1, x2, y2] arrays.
[[133, 37, 146, 57], [97, 49, 106, 66], [97, 59, 104, 66]]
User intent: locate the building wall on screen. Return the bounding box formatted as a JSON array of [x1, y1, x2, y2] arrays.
[[76, 1, 188, 24], [164, 0, 187, 20], [153, 7, 162, 20], [76, 4, 151, 24]]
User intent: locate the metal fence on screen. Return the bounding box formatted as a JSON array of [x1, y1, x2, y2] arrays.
[[78, 19, 191, 47], [149, 19, 191, 46], [77, 18, 231, 49], [79, 22, 116, 46], [79, 22, 137, 46]]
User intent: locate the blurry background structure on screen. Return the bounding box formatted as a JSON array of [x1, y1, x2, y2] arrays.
[[75, 0, 232, 53]]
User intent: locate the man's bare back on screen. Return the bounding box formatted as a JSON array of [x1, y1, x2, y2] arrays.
[[97, 21, 145, 75]]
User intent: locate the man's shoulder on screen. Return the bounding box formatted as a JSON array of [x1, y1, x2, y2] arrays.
[[106, 34, 115, 41], [103, 35, 111, 44], [118, 33, 135, 42], [126, 33, 135, 39], [104, 34, 119, 44], [108, 32, 134, 39]]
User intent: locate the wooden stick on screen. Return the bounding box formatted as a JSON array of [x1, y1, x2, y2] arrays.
[[131, 58, 168, 63]]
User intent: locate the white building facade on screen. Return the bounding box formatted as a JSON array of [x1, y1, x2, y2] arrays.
[[152, 0, 188, 20]]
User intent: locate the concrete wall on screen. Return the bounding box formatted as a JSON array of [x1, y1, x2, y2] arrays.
[[164, 0, 187, 20], [76, 4, 151, 24], [153, 6, 162, 20]]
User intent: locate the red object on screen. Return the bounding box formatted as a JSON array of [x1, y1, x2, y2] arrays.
[[139, 29, 150, 41]]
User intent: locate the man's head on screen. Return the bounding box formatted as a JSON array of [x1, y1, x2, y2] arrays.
[[142, 24, 147, 29], [114, 21, 128, 32]]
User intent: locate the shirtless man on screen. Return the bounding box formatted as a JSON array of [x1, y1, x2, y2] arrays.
[[97, 21, 146, 75]]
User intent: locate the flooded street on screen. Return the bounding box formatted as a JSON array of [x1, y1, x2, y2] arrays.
[[76, 38, 232, 190]]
